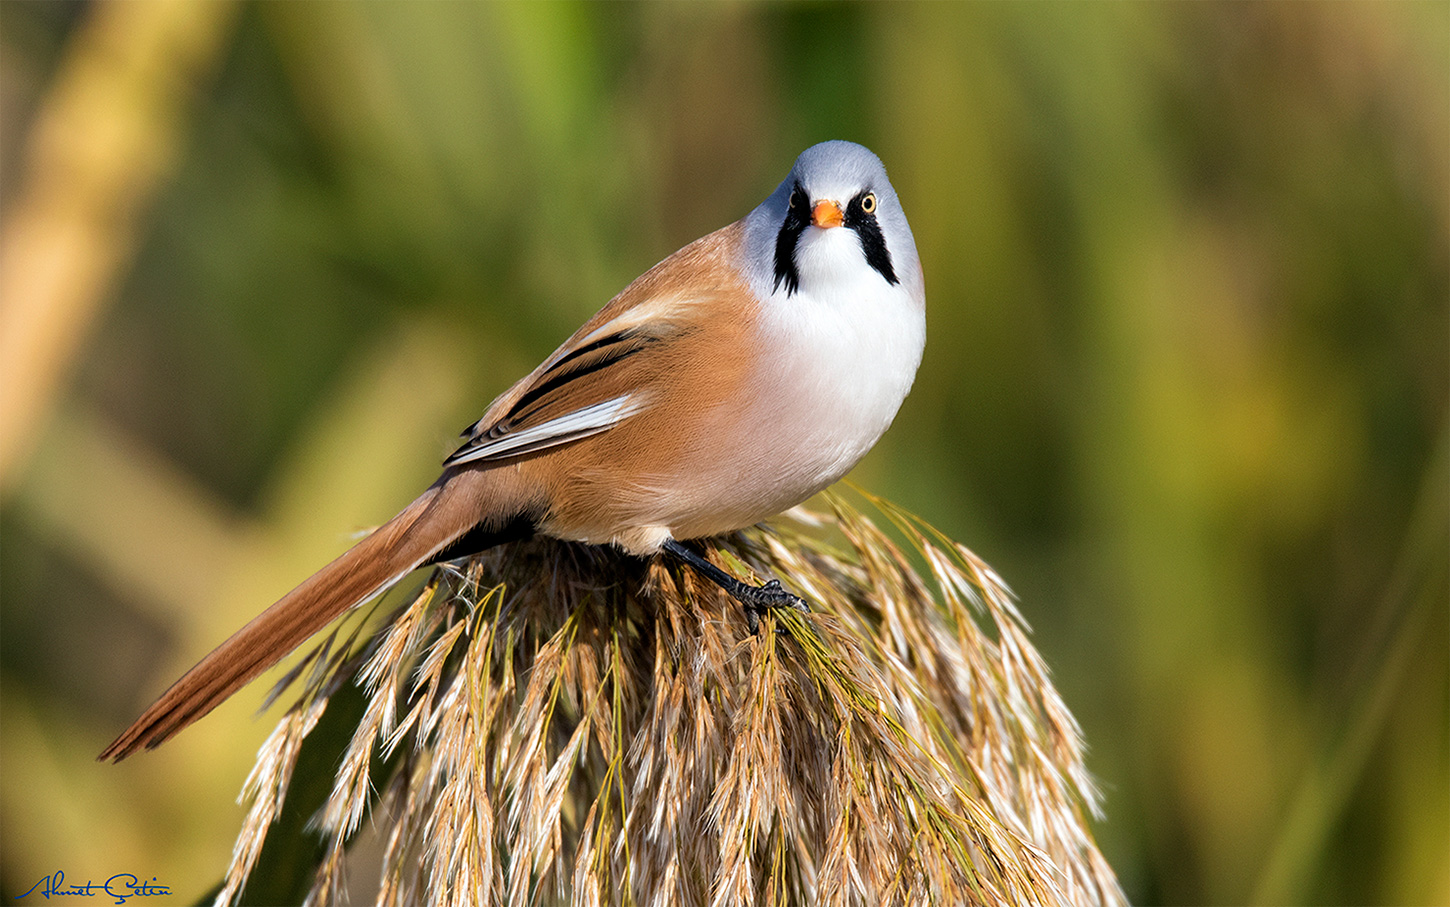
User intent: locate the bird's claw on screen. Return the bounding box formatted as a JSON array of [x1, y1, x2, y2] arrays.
[[741, 578, 811, 635]]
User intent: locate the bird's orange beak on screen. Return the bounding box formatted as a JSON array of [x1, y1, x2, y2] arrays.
[[811, 199, 844, 229]]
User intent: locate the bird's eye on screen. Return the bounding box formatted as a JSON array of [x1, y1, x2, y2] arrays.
[[861, 193, 878, 215]]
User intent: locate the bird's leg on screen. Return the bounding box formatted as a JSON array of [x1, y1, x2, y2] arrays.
[[662, 539, 811, 634]]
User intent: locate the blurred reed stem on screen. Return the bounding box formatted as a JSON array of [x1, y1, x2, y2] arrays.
[[0, 0, 237, 490], [1252, 424, 1450, 904]]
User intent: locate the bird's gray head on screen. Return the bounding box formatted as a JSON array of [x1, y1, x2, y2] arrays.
[[743, 141, 923, 306]]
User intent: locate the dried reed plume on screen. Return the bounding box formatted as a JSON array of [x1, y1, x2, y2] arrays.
[[213, 488, 1124, 906]]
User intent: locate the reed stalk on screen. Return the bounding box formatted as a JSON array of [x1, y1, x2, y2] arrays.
[[215, 488, 1124, 907]]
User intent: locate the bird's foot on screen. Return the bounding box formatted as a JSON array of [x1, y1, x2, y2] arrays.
[[659, 539, 811, 636], [739, 578, 811, 635]]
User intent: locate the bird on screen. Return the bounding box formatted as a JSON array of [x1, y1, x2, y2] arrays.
[[100, 140, 926, 761]]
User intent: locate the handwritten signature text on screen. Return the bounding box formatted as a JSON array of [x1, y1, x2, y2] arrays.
[[16, 871, 171, 904]]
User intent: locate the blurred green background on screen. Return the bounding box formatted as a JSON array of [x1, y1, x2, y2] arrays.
[[1, 2, 1445, 903]]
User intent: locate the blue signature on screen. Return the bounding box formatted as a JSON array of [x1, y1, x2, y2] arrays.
[[16, 871, 171, 904]]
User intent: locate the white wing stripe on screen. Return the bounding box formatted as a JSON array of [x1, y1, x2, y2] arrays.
[[446, 394, 644, 466]]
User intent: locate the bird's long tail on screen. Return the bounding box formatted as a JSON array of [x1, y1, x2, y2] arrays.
[[99, 472, 525, 761]]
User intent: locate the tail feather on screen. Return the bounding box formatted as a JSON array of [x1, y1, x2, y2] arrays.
[[100, 482, 472, 762]]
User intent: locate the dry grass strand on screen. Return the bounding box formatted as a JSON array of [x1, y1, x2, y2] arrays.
[[216, 490, 1124, 907]]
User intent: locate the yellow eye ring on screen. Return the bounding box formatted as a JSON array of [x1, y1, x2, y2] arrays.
[[861, 193, 878, 214]]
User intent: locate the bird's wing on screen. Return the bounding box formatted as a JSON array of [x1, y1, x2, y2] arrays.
[[446, 223, 746, 468], [445, 324, 666, 466]]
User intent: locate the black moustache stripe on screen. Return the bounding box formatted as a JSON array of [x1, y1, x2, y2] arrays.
[[850, 219, 898, 286], [844, 191, 899, 286], [772, 181, 809, 296]]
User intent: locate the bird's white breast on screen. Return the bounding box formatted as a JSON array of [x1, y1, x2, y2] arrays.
[[753, 227, 926, 491]]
